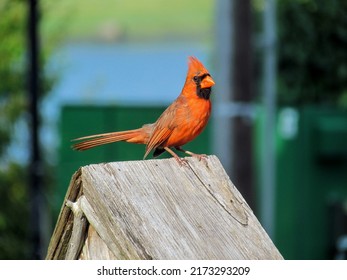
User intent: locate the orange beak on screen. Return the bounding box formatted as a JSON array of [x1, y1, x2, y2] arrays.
[[200, 75, 215, 88]]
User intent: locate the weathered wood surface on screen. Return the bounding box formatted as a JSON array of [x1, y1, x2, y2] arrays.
[[79, 225, 117, 260], [46, 155, 283, 260]]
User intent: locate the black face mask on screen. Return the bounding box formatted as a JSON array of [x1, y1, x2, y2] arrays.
[[193, 73, 212, 100], [197, 87, 212, 100]]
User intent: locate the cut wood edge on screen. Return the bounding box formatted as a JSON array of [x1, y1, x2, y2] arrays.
[[45, 169, 83, 260]]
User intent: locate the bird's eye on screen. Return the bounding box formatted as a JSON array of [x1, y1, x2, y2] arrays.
[[193, 76, 199, 83]]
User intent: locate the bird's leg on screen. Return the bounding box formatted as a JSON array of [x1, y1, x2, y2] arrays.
[[175, 146, 207, 162], [164, 147, 188, 166]]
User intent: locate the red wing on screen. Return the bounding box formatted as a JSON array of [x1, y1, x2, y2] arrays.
[[143, 102, 181, 159], [143, 126, 173, 159]]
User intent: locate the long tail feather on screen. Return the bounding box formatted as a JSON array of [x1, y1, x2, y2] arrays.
[[72, 128, 146, 151]]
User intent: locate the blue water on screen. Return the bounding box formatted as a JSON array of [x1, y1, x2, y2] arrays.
[[46, 42, 209, 105]]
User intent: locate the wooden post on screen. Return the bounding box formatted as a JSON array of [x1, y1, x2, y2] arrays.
[[46, 156, 282, 260]]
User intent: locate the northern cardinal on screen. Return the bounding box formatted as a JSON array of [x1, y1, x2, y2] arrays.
[[72, 56, 215, 165]]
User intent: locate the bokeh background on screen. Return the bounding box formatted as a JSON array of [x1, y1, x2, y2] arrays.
[[1, 0, 347, 259]]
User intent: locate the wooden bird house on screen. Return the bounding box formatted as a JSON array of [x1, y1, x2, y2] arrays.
[[46, 155, 282, 260]]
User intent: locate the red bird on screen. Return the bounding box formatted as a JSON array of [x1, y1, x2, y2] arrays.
[[72, 56, 215, 165]]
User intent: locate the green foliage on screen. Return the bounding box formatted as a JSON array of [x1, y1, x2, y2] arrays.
[[0, 0, 26, 153], [0, 0, 56, 259], [0, 163, 29, 259], [277, 0, 347, 105], [0, 0, 30, 259]]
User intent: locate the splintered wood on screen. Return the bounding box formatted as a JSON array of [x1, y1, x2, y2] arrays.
[[46, 155, 283, 260]]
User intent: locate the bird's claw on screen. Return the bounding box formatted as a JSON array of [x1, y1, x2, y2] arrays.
[[190, 153, 208, 167], [191, 153, 207, 161], [175, 157, 189, 167]]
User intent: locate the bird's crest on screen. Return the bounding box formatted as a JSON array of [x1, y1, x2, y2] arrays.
[[187, 56, 208, 75]]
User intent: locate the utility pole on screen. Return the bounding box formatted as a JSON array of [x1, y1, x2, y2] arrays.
[[28, 0, 43, 259], [231, 0, 254, 208], [215, 0, 276, 236], [214, 0, 254, 208]]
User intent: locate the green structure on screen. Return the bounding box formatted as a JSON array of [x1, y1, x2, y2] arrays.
[[257, 106, 347, 259]]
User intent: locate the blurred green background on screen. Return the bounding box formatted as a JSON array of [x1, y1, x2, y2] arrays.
[[1, 0, 347, 259]]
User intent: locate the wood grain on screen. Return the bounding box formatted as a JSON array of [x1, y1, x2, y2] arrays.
[[46, 155, 283, 260]]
